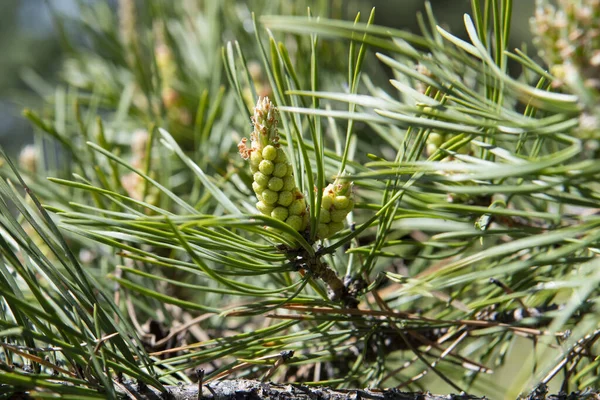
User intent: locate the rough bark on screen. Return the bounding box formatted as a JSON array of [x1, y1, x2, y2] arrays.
[[118, 379, 599, 400]]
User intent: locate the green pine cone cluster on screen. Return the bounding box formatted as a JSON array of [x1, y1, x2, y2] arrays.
[[240, 97, 355, 239], [316, 178, 354, 239], [239, 97, 309, 232]]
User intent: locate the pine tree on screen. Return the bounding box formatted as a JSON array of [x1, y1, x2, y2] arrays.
[[1, 1, 599, 398]]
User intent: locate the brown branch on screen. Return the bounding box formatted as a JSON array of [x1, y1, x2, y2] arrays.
[[116, 379, 600, 400], [120, 379, 485, 399]]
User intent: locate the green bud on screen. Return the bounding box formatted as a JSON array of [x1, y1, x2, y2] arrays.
[[275, 148, 287, 163], [286, 215, 303, 231], [328, 179, 352, 197], [332, 195, 350, 210], [288, 198, 306, 215], [262, 145, 277, 161], [319, 209, 331, 224], [426, 143, 439, 156], [254, 172, 269, 187], [272, 162, 287, 178], [321, 195, 333, 210], [252, 97, 279, 149], [262, 189, 278, 205], [277, 191, 293, 207], [259, 160, 275, 175], [256, 201, 274, 215], [427, 132, 444, 147], [271, 206, 289, 221], [268, 177, 284, 191], [250, 164, 259, 174], [330, 209, 348, 223], [252, 181, 265, 194], [282, 176, 296, 191], [317, 224, 329, 239], [250, 150, 263, 167]]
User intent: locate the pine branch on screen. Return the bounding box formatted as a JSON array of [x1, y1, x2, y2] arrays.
[[121, 379, 484, 400], [117, 379, 600, 400], [4, 0, 600, 397]]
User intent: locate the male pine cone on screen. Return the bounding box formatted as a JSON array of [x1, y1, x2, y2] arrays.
[[317, 178, 354, 239], [239, 97, 309, 232]]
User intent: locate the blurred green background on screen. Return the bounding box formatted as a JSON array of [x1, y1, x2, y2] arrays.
[[0, 0, 68, 155], [0, 0, 535, 159]]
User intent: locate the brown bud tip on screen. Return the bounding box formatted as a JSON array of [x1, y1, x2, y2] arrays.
[[238, 138, 251, 159]]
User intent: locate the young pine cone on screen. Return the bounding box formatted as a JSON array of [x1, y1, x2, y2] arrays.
[[239, 97, 309, 232], [317, 178, 354, 239]]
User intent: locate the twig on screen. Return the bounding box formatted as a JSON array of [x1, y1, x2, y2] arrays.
[[196, 369, 204, 400], [119, 379, 488, 399]]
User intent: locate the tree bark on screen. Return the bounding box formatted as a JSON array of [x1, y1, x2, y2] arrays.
[[119, 379, 599, 400], [121, 379, 481, 399]]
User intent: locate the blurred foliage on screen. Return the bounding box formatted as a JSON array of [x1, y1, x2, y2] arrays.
[[0, 0, 537, 155], [0, 0, 64, 155], [0, 1, 61, 89]]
